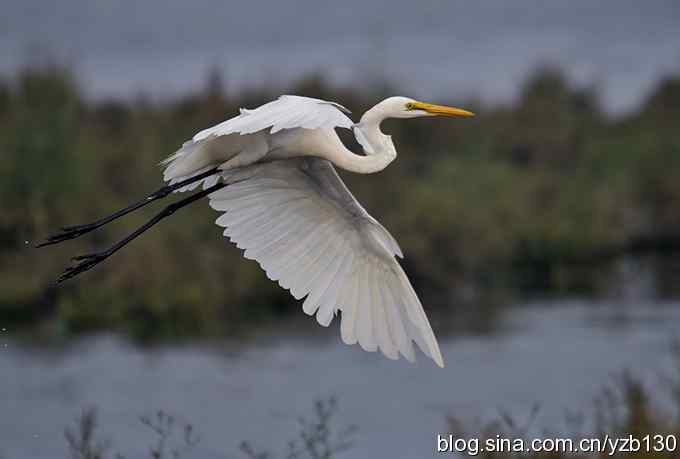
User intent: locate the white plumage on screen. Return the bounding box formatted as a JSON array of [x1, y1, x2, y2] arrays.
[[208, 158, 440, 365], [193, 96, 353, 140], [159, 95, 475, 368]]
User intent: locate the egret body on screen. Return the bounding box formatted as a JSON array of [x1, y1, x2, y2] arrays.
[[40, 95, 474, 367]]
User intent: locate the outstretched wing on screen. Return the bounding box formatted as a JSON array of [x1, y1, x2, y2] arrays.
[[193, 95, 354, 141], [209, 158, 444, 367], [162, 95, 354, 191]]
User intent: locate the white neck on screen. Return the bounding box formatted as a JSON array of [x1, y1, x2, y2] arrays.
[[328, 103, 396, 174]]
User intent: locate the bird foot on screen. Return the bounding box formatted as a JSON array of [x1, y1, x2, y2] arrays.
[[36, 222, 101, 248], [57, 251, 110, 283]]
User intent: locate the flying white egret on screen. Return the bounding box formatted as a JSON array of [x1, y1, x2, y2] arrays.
[[39, 95, 474, 367]]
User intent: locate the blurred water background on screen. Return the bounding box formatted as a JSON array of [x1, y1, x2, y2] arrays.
[[1, 1, 680, 458], [2, 301, 680, 459], [2, 0, 680, 114]]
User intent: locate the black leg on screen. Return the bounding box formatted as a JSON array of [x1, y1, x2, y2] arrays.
[[57, 182, 226, 283], [36, 167, 220, 248]]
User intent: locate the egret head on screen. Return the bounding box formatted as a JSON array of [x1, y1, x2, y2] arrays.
[[377, 96, 475, 120]]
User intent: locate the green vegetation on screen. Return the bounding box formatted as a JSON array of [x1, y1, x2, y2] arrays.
[[1, 65, 679, 339]]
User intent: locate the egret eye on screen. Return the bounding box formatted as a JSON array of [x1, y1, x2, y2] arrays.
[[405, 102, 415, 110]]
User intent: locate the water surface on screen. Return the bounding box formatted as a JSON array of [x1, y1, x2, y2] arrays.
[[1, 301, 677, 458], [2, 1, 679, 113]]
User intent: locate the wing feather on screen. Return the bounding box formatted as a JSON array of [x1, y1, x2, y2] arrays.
[[316, 252, 353, 327], [355, 260, 377, 352], [306, 250, 347, 322], [371, 267, 397, 359], [162, 96, 354, 190], [382, 278, 416, 362], [287, 225, 339, 300], [340, 268, 360, 345], [301, 238, 346, 315], [194, 95, 353, 141], [209, 157, 444, 367]]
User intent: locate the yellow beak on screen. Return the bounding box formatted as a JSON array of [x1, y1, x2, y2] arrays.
[[412, 101, 475, 117]]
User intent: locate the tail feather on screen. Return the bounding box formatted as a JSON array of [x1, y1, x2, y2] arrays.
[[161, 134, 244, 191]]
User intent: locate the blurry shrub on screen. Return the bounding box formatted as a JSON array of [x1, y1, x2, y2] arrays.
[[62, 398, 352, 459], [1, 65, 679, 338], [65, 408, 111, 459], [240, 397, 357, 459], [447, 341, 680, 458]]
